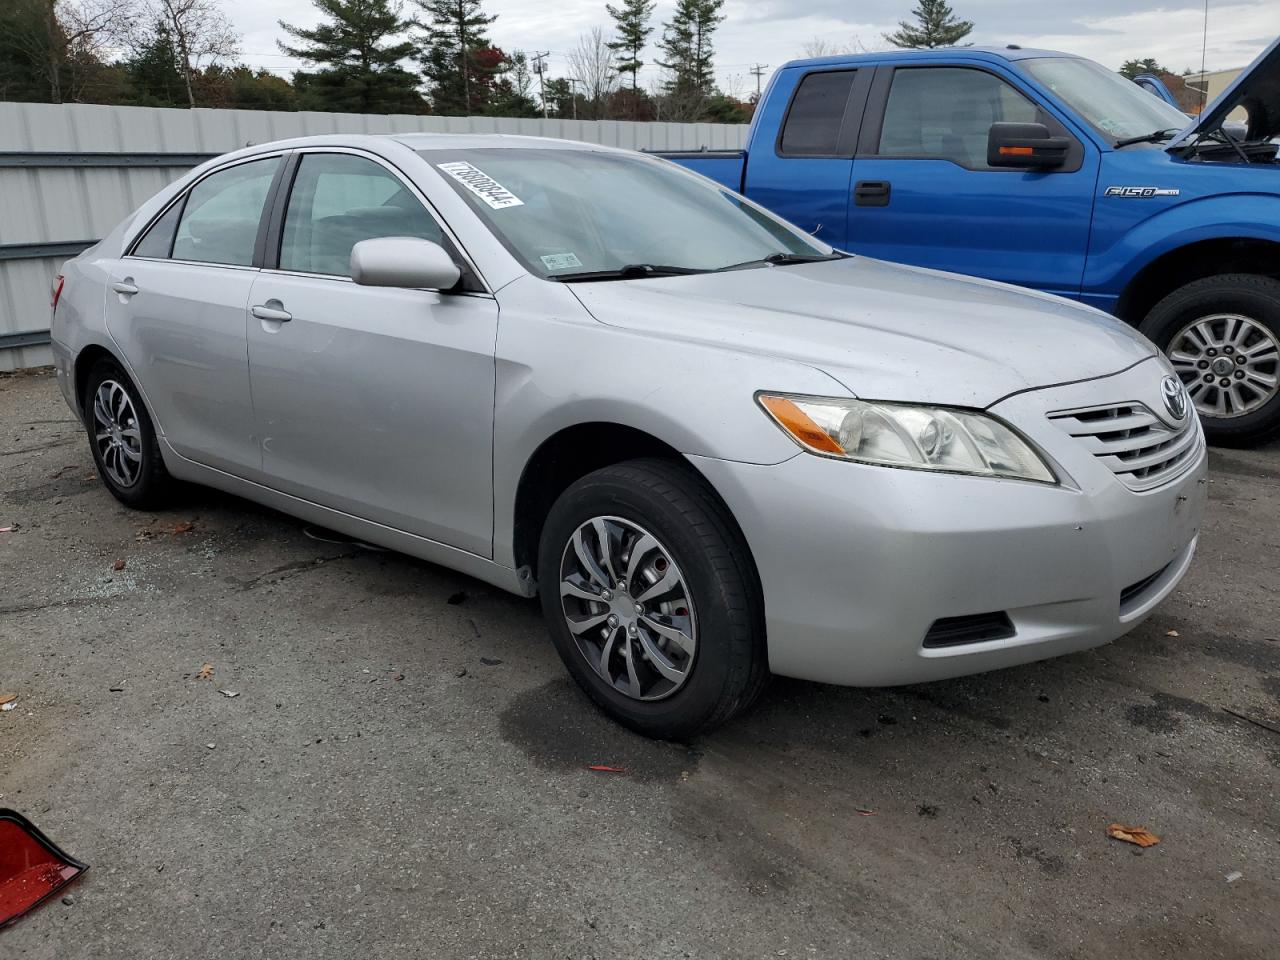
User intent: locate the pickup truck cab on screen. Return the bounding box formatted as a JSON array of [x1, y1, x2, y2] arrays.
[[662, 40, 1280, 444]]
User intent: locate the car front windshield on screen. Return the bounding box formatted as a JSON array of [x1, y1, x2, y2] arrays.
[[1022, 57, 1191, 142], [419, 147, 832, 279]]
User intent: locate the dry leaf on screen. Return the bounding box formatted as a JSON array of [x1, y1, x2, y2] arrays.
[[171, 521, 195, 535], [587, 764, 627, 774], [196, 663, 214, 681], [1165, 629, 1179, 637], [1108, 822, 1160, 847], [0, 693, 17, 706], [113, 558, 126, 571]]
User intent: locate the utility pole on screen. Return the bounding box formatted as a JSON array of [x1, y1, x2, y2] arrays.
[[531, 52, 550, 118], [566, 78, 581, 120], [750, 63, 769, 100]]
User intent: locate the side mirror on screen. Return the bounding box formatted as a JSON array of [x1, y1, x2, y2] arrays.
[[350, 237, 461, 291], [986, 122, 1070, 169]]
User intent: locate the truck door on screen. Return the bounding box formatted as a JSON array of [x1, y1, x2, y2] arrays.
[[742, 67, 871, 249], [846, 64, 1098, 299]]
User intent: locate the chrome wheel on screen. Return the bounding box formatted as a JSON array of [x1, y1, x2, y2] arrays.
[[92, 379, 143, 488], [558, 516, 697, 701], [1168, 313, 1280, 418]]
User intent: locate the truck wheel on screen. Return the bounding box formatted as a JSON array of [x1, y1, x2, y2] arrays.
[[83, 358, 177, 508], [1141, 274, 1280, 446], [537, 458, 768, 740]]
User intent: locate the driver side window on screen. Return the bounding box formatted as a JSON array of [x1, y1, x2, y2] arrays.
[[878, 67, 1041, 170]]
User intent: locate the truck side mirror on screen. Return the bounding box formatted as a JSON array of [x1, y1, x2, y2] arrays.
[[986, 122, 1070, 170]]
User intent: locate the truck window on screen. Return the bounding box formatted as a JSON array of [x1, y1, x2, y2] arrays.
[[779, 70, 857, 157], [877, 67, 1039, 169]]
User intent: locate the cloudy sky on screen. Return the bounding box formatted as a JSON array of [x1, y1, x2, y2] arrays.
[[224, 0, 1277, 94]]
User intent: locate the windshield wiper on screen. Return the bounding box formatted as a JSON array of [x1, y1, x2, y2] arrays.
[[715, 252, 846, 272], [549, 263, 706, 283], [1113, 128, 1181, 148]]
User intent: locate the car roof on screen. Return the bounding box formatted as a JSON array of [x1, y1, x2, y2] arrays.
[[224, 132, 630, 158], [779, 45, 1082, 71]]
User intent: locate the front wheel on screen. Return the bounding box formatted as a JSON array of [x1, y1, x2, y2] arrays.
[[1141, 274, 1280, 446], [537, 459, 768, 740]]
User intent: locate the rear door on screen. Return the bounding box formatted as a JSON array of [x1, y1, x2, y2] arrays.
[[105, 154, 284, 477], [742, 67, 871, 248], [846, 63, 1098, 297], [245, 149, 498, 556]]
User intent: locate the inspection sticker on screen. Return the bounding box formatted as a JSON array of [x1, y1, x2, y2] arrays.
[[540, 252, 583, 271], [437, 162, 524, 209]]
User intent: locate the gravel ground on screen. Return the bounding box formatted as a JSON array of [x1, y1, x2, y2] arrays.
[[1, 366, 1278, 960]]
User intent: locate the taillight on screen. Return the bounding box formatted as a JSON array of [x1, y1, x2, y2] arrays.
[[50, 275, 65, 312], [0, 809, 88, 928]]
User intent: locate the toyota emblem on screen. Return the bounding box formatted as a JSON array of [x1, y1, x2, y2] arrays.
[[1161, 375, 1188, 420]]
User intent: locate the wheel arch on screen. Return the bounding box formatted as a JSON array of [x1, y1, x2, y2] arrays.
[[1115, 237, 1280, 327], [509, 421, 760, 591]]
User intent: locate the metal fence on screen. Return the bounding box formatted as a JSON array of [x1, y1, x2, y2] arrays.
[[0, 101, 748, 371]]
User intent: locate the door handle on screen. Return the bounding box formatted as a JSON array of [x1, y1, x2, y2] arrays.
[[110, 279, 138, 295], [251, 302, 292, 323], [854, 180, 891, 207]]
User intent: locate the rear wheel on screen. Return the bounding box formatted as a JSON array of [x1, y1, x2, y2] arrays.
[[1141, 274, 1280, 446], [537, 459, 768, 740], [83, 358, 176, 508]]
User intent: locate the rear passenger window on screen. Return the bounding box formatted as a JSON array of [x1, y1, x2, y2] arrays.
[[132, 201, 183, 258], [779, 71, 857, 156], [279, 153, 444, 278], [172, 157, 280, 266], [877, 67, 1040, 169]]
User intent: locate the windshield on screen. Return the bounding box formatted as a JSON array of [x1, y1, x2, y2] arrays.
[[1022, 57, 1190, 142], [420, 147, 832, 278]]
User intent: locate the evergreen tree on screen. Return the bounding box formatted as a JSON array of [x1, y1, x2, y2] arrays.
[[487, 49, 539, 117], [606, 0, 654, 93], [126, 21, 187, 106], [415, 0, 497, 115], [884, 1, 973, 49], [279, 0, 425, 114], [656, 0, 723, 101], [1119, 57, 1169, 80]]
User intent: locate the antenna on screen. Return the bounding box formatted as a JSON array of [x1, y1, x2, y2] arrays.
[[1199, 0, 1210, 113]]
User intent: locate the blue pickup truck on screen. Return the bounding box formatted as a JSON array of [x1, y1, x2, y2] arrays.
[[663, 41, 1280, 444]]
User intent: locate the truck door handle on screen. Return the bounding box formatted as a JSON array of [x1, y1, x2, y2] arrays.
[[110, 279, 138, 296], [854, 181, 891, 207], [251, 301, 292, 323]]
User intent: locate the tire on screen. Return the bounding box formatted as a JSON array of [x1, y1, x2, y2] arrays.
[[82, 357, 176, 509], [537, 458, 768, 740], [1140, 273, 1280, 446]]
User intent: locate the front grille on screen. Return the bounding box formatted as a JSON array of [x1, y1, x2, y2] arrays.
[[922, 611, 1016, 648], [1048, 402, 1200, 491]]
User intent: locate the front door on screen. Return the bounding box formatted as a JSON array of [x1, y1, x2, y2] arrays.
[[105, 154, 283, 476], [246, 151, 498, 557], [846, 64, 1098, 298]]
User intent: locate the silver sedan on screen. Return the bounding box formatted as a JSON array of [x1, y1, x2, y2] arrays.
[[50, 134, 1207, 738]]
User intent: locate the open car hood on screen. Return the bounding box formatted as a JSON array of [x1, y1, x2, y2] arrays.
[[1168, 35, 1280, 148]]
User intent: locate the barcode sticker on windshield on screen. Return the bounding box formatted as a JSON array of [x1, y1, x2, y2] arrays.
[[540, 252, 583, 271], [437, 162, 524, 209]]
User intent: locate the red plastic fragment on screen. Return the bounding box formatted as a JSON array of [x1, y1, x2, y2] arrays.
[[0, 811, 88, 928], [586, 764, 627, 774]]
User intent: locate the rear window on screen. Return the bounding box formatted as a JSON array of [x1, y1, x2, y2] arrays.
[[779, 71, 856, 157]]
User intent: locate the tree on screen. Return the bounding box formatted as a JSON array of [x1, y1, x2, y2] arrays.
[[656, 0, 723, 111], [150, 0, 237, 107], [1119, 57, 1170, 79], [605, 0, 653, 93], [1, 0, 139, 103], [884, 0, 972, 49], [279, 0, 425, 114], [486, 49, 538, 116], [567, 27, 617, 120], [415, 0, 497, 115], [125, 19, 186, 105]]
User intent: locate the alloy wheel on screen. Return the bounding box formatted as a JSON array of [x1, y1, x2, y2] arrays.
[[1168, 313, 1280, 418], [558, 516, 698, 701], [92, 379, 143, 488]]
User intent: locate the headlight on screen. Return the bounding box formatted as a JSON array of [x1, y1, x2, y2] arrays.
[[758, 393, 1056, 483]]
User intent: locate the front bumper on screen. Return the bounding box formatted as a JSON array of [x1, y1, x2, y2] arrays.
[[689, 360, 1208, 687]]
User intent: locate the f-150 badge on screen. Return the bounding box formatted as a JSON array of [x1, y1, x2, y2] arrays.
[[1104, 186, 1181, 198]]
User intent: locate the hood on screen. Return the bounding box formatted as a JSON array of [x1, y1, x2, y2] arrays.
[[569, 257, 1155, 408], [1168, 35, 1280, 147]]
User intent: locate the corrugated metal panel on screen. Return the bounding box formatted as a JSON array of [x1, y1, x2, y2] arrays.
[[0, 101, 748, 371]]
